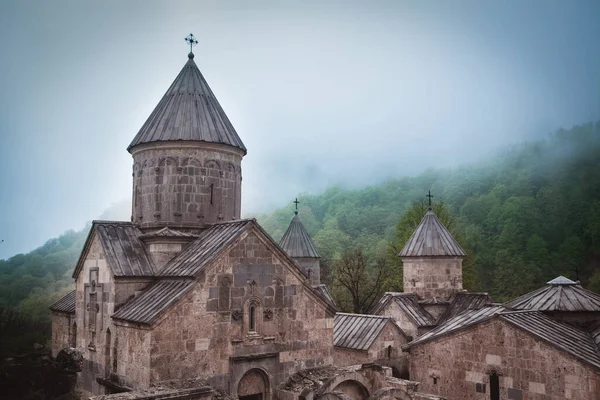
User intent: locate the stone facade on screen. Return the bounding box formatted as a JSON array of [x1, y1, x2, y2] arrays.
[[377, 301, 427, 341], [293, 257, 320, 287], [409, 318, 600, 400], [131, 142, 244, 229], [333, 322, 409, 378], [51, 312, 76, 357], [110, 229, 334, 396], [402, 257, 463, 301]]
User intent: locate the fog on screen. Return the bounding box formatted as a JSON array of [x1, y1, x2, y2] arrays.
[[0, 0, 599, 259]]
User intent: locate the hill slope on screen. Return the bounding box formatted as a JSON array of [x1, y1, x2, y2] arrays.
[[1, 121, 599, 323]]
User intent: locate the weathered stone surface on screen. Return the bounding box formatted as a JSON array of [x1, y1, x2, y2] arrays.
[[408, 318, 600, 400], [402, 257, 463, 301]]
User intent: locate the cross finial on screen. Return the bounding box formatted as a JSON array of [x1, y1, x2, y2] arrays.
[[426, 191, 434, 208], [185, 33, 198, 56], [293, 198, 300, 214]]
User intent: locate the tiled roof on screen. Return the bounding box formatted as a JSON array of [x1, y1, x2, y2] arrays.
[[112, 280, 196, 325], [504, 278, 600, 312], [49, 290, 76, 314], [279, 213, 320, 258], [158, 219, 254, 277], [334, 313, 403, 350], [128, 54, 246, 153], [399, 209, 466, 257], [437, 292, 492, 324], [372, 292, 436, 327], [73, 221, 155, 279]]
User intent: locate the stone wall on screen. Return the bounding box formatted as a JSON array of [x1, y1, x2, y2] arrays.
[[111, 324, 152, 390], [145, 229, 334, 395], [130, 142, 244, 229], [294, 258, 320, 286], [333, 322, 408, 378], [409, 318, 600, 400], [50, 312, 75, 357], [402, 257, 463, 301], [75, 233, 117, 395], [378, 301, 419, 341]]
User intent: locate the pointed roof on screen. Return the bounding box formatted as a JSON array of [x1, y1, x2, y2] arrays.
[[128, 53, 246, 153], [505, 277, 600, 312], [279, 212, 320, 258], [72, 221, 155, 279], [399, 208, 466, 257]]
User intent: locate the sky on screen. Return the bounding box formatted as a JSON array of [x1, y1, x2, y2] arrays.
[[0, 0, 599, 259]]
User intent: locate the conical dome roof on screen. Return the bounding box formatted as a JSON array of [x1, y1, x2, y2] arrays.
[[279, 213, 320, 258], [505, 276, 600, 312], [128, 53, 246, 153], [399, 209, 466, 257]]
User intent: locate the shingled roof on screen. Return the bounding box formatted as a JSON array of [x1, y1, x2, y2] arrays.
[[505, 276, 600, 312], [437, 292, 492, 324], [49, 290, 76, 314], [73, 221, 155, 279], [112, 280, 196, 325], [128, 53, 246, 153], [158, 219, 254, 277], [399, 209, 466, 257], [334, 313, 405, 350], [279, 212, 320, 258], [371, 292, 436, 327]]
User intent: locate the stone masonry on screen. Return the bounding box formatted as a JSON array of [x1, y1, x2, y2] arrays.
[[131, 142, 244, 229], [409, 318, 600, 400], [402, 257, 463, 301]]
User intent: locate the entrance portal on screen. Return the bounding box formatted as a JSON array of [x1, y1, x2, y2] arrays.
[[238, 369, 269, 400]]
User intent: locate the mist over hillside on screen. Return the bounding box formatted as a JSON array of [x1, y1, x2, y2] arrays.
[[0, 122, 599, 332]]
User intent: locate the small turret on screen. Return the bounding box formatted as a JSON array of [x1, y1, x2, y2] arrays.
[[128, 44, 246, 230], [400, 206, 466, 301], [279, 202, 321, 286]]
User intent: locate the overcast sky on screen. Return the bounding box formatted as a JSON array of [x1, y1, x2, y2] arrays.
[[0, 0, 599, 259]]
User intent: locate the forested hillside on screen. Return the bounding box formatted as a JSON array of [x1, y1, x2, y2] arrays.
[[1, 121, 599, 339]]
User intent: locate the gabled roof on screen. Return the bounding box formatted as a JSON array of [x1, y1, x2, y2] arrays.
[[112, 280, 196, 325], [158, 219, 254, 277], [505, 277, 600, 312], [372, 292, 436, 327], [49, 290, 76, 314], [72, 221, 155, 279], [399, 209, 466, 257], [437, 292, 492, 324], [406, 306, 600, 370], [407, 305, 507, 348], [279, 213, 320, 258], [334, 313, 405, 350], [128, 53, 246, 153]]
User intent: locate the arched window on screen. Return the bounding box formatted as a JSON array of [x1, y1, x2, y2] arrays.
[[249, 304, 256, 332]]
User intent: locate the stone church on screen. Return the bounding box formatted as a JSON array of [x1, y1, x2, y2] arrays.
[[50, 43, 600, 400]]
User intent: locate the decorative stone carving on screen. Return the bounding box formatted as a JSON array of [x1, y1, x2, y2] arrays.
[[231, 309, 243, 321], [263, 309, 273, 321]]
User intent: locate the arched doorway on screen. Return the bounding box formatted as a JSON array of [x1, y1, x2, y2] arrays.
[[237, 368, 269, 400], [332, 380, 370, 400]]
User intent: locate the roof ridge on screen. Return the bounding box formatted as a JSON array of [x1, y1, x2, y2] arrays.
[[92, 220, 133, 225], [336, 312, 389, 319]]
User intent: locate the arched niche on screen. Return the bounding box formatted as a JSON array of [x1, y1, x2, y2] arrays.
[[237, 368, 270, 400], [331, 380, 370, 400]]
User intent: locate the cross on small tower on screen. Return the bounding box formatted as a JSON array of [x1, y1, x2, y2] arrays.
[[426, 191, 434, 208], [293, 198, 300, 214], [185, 33, 198, 54]]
